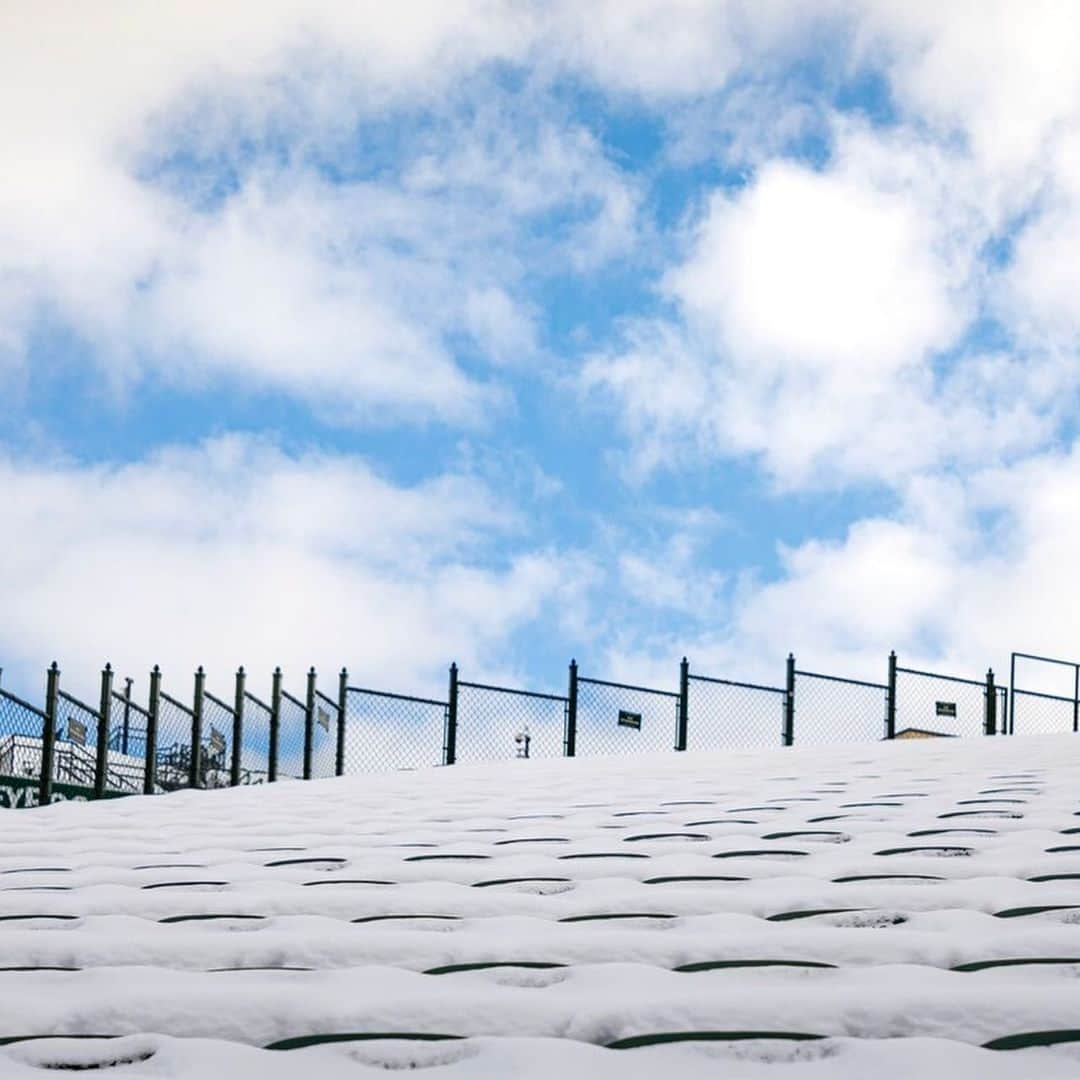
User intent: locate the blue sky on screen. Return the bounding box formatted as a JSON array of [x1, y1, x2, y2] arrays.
[[3, 2, 1080, 706]]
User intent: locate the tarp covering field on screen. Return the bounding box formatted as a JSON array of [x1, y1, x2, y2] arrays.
[[3, 734, 1080, 1076]]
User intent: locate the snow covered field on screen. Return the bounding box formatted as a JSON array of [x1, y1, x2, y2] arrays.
[[3, 734, 1080, 1077]]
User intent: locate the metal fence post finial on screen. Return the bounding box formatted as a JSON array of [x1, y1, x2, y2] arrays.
[[269, 667, 282, 783], [676, 657, 689, 751], [445, 663, 459, 766], [784, 654, 795, 747], [231, 666, 246, 787], [145, 665, 161, 796], [336, 667, 347, 777], [303, 667, 316, 781], [190, 667, 205, 789], [886, 650, 897, 740], [39, 661, 60, 806], [985, 668, 997, 736], [94, 663, 113, 799], [565, 659, 578, 758]]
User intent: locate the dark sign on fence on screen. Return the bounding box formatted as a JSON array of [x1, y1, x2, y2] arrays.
[[936, 701, 957, 717], [618, 709, 642, 730]]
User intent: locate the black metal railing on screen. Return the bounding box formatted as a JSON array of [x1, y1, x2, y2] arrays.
[[0, 646, 1051, 808]]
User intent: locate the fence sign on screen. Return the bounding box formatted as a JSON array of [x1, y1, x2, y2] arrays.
[[317, 706, 331, 732], [67, 718, 87, 746], [209, 726, 226, 755], [936, 702, 957, 718], [618, 709, 642, 730]]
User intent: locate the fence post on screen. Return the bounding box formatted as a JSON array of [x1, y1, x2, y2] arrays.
[[336, 668, 347, 777], [303, 668, 315, 780], [94, 664, 113, 799], [122, 678, 132, 755], [676, 657, 689, 751], [1009, 652, 1016, 736], [231, 667, 245, 786], [144, 666, 160, 795], [1073, 663, 1079, 735], [565, 659, 578, 758], [39, 661, 60, 806], [783, 654, 795, 746], [445, 663, 458, 766], [886, 650, 897, 740], [190, 667, 205, 789], [985, 668, 997, 736], [269, 668, 282, 783]]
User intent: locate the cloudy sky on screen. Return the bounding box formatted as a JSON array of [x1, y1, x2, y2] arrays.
[[3, 1, 1080, 704]]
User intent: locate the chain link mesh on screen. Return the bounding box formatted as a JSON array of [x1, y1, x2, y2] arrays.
[[277, 690, 307, 779], [311, 691, 339, 778], [1011, 689, 1077, 734], [0, 687, 46, 782], [54, 690, 100, 788], [575, 677, 679, 757], [156, 693, 195, 791], [793, 671, 887, 745], [455, 682, 566, 763], [241, 691, 271, 784], [106, 691, 149, 793], [201, 692, 235, 788], [894, 669, 993, 738], [343, 689, 446, 772], [686, 676, 786, 750]]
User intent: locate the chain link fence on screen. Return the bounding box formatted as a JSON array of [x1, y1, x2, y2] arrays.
[[278, 690, 307, 779], [311, 692, 339, 778], [157, 692, 195, 791], [454, 681, 567, 763], [0, 686, 47, 783], [575, 676, 679, 757], [1011, 689, 1076, 734], [108, 690, 149, 793], [895, 666, 1003, 738], [241, 690, 271, 784], [200, 691, 235, 789], [343, 688, 446, 772], [793, 669, 888, 745], [55, 690, 101, 788], [686, 675, 786, 750]]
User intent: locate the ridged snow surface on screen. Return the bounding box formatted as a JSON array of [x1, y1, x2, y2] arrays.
[[4, 735, 1080, 1077]]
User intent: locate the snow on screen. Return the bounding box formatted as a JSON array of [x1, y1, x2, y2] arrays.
[[3, 734, 1080, 1077]]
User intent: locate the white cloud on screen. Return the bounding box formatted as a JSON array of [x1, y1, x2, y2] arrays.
[[0, 434, 574, 702]]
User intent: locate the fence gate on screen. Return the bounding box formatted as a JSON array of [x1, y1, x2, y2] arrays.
[[344, 688, 447, 772], [686, 674, 787, 750], [575, 675, 679, 757], [454, 678, 567, 763], [1009, 652, 1080, 735], [793, 668, 888, 745]]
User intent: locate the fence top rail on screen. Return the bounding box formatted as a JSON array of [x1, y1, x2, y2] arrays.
[[111, 691, 150, 719], [160, 691, 194, 717], [578, 675, 679, 699], [0, 686, 47, 720], [348, 686, 448, 709], [457, 679, 568, 704], [314, 689, 340, 712], [689, 673, 787, 695], [896, 666, 989, 689], [244, 690, 270, 713], [281, 689, 305, 711], [203, 690, 235, 715], [795, 669, 887, 691], [1012, 687, 1077, 705], [57, 689, 100, 716], [1013, 651, 1080, 670]]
